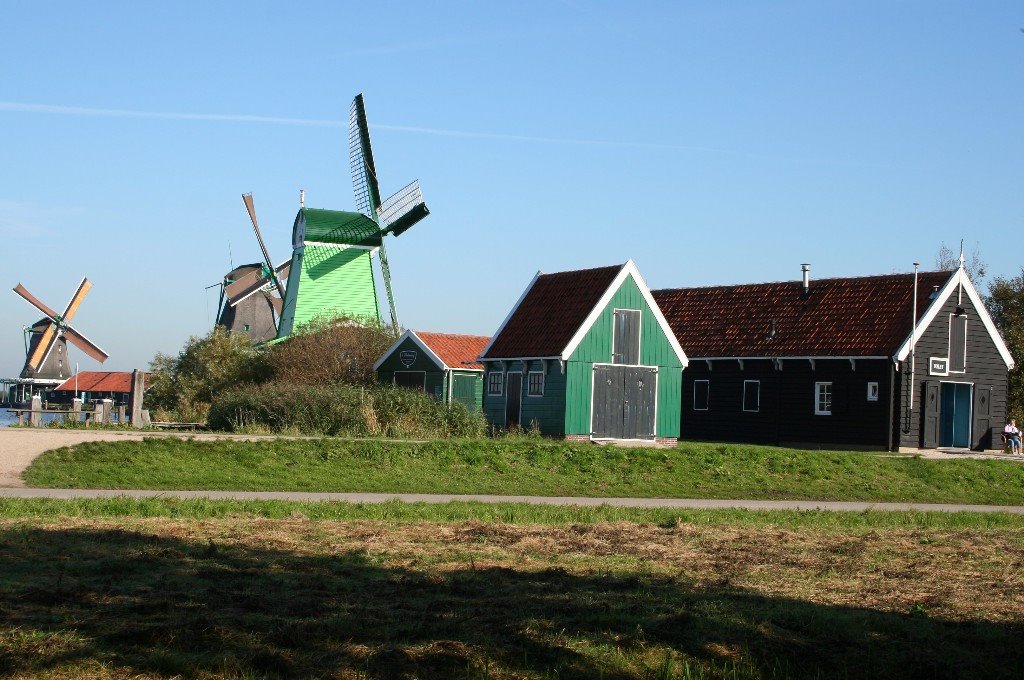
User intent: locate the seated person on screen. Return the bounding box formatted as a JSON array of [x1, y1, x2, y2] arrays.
[[1004, 419, 1021, 455]]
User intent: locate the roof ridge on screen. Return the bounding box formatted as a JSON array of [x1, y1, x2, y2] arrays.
[[653, 269, 953, 294], [537, 262, 625, 278]]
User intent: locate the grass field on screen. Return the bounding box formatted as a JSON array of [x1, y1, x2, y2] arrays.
[[23, 437, 1024, 504], [0, 499, 1021, 679]]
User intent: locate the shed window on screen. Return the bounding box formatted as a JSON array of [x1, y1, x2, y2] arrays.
[[693, 380, 709, 411], [867, 382, 879, 401], [527, 371, 544, 397], [815, 382, 832, 415], [743, 380, 760, 412], [949, 314, 967, 372], [612, 309, 641, 365], [487, 372, 503, 396]]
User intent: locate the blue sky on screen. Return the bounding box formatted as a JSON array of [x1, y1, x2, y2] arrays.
[[1, 1, 1022, 378]]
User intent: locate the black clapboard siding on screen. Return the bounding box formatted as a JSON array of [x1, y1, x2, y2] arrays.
[[895, 288, 1009, 449], [681, 358, 892, 447]]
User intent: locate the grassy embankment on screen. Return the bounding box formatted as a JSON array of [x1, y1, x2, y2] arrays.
[[0, 502, 1021, 679], [23, 437, 1024, 504]]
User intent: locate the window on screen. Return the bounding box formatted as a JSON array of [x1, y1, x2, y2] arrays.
[[743, 380, 760, 412], [527, 371, 545, 397], [949, 314, 967, 373], [867, 382, 879, 402], [487, 372, 503, 396], [693, 380, 709, 411], [612, 309, 641, 365], [815, 382, 832, 415]]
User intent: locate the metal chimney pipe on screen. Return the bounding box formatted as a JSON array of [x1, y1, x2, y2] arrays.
[[299, 189, 305, 208], [801, 264, 811, 295]]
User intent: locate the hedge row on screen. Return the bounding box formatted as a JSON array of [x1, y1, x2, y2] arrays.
[[206, 382, 487, 438]]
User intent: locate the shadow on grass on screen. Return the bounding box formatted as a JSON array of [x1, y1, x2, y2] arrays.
[[0, 526, 1021, 679]]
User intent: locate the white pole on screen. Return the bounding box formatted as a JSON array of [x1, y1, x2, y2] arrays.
[[910, 263, 919, 412], [75, 362, 79, 400]]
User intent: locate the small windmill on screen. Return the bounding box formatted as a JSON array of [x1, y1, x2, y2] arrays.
[[240, 93, 429, 340], [214, 194, 291, 342], [12, 278, 109, 378]]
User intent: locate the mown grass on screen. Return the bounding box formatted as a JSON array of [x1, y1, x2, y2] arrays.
[[0, 511, 1021, 679], [23, 437, 1024, 504]]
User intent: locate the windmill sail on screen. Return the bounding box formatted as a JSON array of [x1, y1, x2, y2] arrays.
[[12, 278, 109, 373], [378, 180, 429, 238], [349, 94, 381, 215]]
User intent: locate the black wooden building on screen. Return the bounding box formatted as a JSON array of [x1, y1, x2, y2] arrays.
[[652, 265, 1014, 451]]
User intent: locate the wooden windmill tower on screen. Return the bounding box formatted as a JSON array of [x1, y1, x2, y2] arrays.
[[231, 94, 429, 341], [12, 278, 109, 379]]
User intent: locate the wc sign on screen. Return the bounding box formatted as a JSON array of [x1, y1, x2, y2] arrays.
[[929, 357, 949, 376]]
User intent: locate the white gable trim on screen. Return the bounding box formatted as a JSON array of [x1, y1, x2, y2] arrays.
[[560, 260, 689, 367], [373, 330, 449, 371], [894, 268, 1014, 369], [478, 270, 542, 361]]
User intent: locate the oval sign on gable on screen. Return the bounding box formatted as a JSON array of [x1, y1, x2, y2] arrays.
[[400, 350, 417, 368]]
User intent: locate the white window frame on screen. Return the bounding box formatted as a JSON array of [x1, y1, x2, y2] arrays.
[[742, 380, 760, 413], [815, 381, 832, 415], [526, 370, 545, 397], [866, 381, 879, 402], [487, 371, 503, 396], [948, 313, 968, 374], [693, 379, 709, 411]]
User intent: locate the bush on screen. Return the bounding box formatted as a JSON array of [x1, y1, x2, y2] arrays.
[[148, 327, 271, 421], [268, 315, 397, 386], [207, 382, 487, 438]]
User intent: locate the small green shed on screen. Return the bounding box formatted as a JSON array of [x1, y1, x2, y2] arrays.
[[479, 260, 688, 443], [374, 330, 490, 411]]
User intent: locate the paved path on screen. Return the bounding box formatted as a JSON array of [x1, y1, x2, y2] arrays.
[[0, 487, 1021, 514]]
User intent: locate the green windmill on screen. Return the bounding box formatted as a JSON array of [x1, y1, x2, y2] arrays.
[[235, 94, 429, 341]]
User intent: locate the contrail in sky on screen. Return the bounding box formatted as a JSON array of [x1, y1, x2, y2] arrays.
[[0, 100, 884, 165]]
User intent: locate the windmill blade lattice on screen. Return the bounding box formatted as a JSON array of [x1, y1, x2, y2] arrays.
[[347, 94, 430, 329]]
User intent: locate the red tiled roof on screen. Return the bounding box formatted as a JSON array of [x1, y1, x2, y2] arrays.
[[482, 264, 623, 359], [415, 332, 490, 370], [53, 371, 149, 393], [652, 270, 954, 358]]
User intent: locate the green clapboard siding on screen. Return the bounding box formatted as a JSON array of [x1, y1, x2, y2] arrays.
[[277, 244, 380, 338], [564, 273, 683, 437], [483, 361, 566, 434], [451, 371, 483, 412]]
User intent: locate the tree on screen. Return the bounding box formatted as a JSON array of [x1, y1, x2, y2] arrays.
[[148, 327, 271, 421], [987, 270, 1024, 422], [268, 315, 398, 387], [935, 241, 986, 285]]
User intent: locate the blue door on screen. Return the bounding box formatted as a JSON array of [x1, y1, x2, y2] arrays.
[[940, 383, 972, 448]]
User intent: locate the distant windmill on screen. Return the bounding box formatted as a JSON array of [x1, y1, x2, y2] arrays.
[[214, 195, 291, 342], [12, 278, 109, 378], [236, 93, 430, 340]]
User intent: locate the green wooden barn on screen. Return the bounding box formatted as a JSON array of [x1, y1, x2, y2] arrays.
[[479, 260, 688, 443], [374, 330, 490, 411]]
